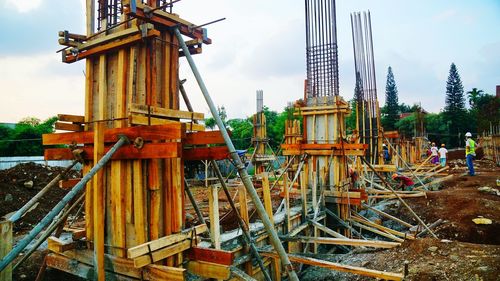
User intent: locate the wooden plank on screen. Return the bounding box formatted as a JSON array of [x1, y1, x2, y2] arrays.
[[324, 191, 361, 199], [186, 260, 231, 280], [208, 185, 221, 249], [130, 103, 204, 120], [143, 264, 186, 281], [259, 252, 403, 281], [310, 220, 346, 239], [351, 216, 415, 239], [64, 29, 161, 63], [133, 160, 146, 245], [93, 53, 106, 281], [282, 236, 401, 248], [58, 178, 81, 189], [361, 203, 414, 228], [130, 114, 205, 131], [44, 142, 181, 160], [230, 266, 258, 281], [184, 131, 225, 145], [0, 220, 12, 281], [75, 25, 147, 52], [238, 185, 250, 226], [55, 122, 83, 132], [111, 160, 126, 257], [47, 236, 77, 253], [127, 4, 210, 44], [127, 224, 207, 259], [183, 146, 229, 161], [261, 174, 281, 281], [186, 247, 234, 266], [349, 221, 404, 242], [58, 114, 85, 123], [133, 239, 191, 268], [43, 124, 182, 145], [46, 253, 136, 281]]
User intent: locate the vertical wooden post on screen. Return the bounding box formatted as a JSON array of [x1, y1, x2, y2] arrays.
[[84, 0, 95, 243], [238, 184, 253, 275], [93, 54, 106, 281], [208, 185, 220, 249], [262, 174, 281, 281], [133, 160, 146, 245], [0, 220, 12, 281]]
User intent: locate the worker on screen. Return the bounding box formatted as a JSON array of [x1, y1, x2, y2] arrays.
[[465, 132, 476, 176], [382, 143, 391, 164], [392, 173, 415, 191], [430, 142, 439, 164], [438, 144, 448, 167]]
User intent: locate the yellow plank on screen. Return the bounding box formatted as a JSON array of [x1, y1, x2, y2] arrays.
[[133, 240, 191, 268], [127, 224, 207, 259], [208, 185, 221, 249], [259, 252, 403, 281], [130, 114, 205, 131], [130, 103, 204, 120], [186, 260, 231, 280]]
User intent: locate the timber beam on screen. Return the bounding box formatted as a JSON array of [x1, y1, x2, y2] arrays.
[[282, 143, 367, 156], [126, 2, 211, 44]]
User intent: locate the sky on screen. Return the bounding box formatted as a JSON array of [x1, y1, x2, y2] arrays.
[[0, 0, 499, 123]]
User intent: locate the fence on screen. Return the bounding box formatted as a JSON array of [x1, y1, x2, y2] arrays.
[[0, 156, 80, 170]]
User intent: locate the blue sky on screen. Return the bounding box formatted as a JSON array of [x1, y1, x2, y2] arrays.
[[0, 0, 499, 122]]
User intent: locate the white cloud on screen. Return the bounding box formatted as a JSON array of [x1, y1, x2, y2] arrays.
[[0, 53, 84, 122], [4, 0, 42, 13]]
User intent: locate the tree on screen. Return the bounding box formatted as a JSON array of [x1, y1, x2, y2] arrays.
[[0, 116, 57, 156], [204, 106, 227, 130], [467, 88, 484, 107], [466, 89, 500, 134], [381, 66, 399, 131], [443, 63, 467, 147], [227, 118, 252, 149]]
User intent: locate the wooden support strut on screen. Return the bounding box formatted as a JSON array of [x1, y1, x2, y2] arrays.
[[361, 157, 437, 238]]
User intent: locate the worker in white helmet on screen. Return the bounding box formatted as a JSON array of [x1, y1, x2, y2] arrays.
[[465, 132, 476, 176]]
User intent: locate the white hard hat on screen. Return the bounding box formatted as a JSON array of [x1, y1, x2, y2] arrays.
[[382, 143, 386, 147], [465, 132, 472, 137]]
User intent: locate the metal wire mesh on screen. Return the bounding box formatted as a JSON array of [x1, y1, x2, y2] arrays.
[[305, 0, 339, 98]]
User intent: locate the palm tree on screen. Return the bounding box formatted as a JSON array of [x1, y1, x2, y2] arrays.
[[467, 88, 484, 107]]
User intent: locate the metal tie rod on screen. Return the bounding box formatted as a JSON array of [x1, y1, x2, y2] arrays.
[[0, 135, 128, 272], [174, 28, 299, 281]]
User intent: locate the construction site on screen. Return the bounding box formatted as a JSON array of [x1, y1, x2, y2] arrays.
[[1, 1, 499, 281]]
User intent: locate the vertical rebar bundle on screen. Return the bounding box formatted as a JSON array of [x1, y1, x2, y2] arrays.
[[351, 10, 381, 164], [305, 0, 339, 98]]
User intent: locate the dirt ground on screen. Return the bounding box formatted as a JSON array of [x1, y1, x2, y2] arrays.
[[0, 162, 80, 230], [303, 156, 500, 280], [3, 156, 499, 280], [0, 163, 81, 281]]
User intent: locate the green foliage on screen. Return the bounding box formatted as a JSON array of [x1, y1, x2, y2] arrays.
[[425, 113, 450, 146], [395, 114, 415, 138], [443, 63, 467, 147], [399, 103, 412, 113], [0, 116, 57, 156], [203, 106, 227, 130], [227, 118, 252, 150], [467, 89, 500, 134], [345, 99, 357, 133], [381, 66, 400, 131]]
